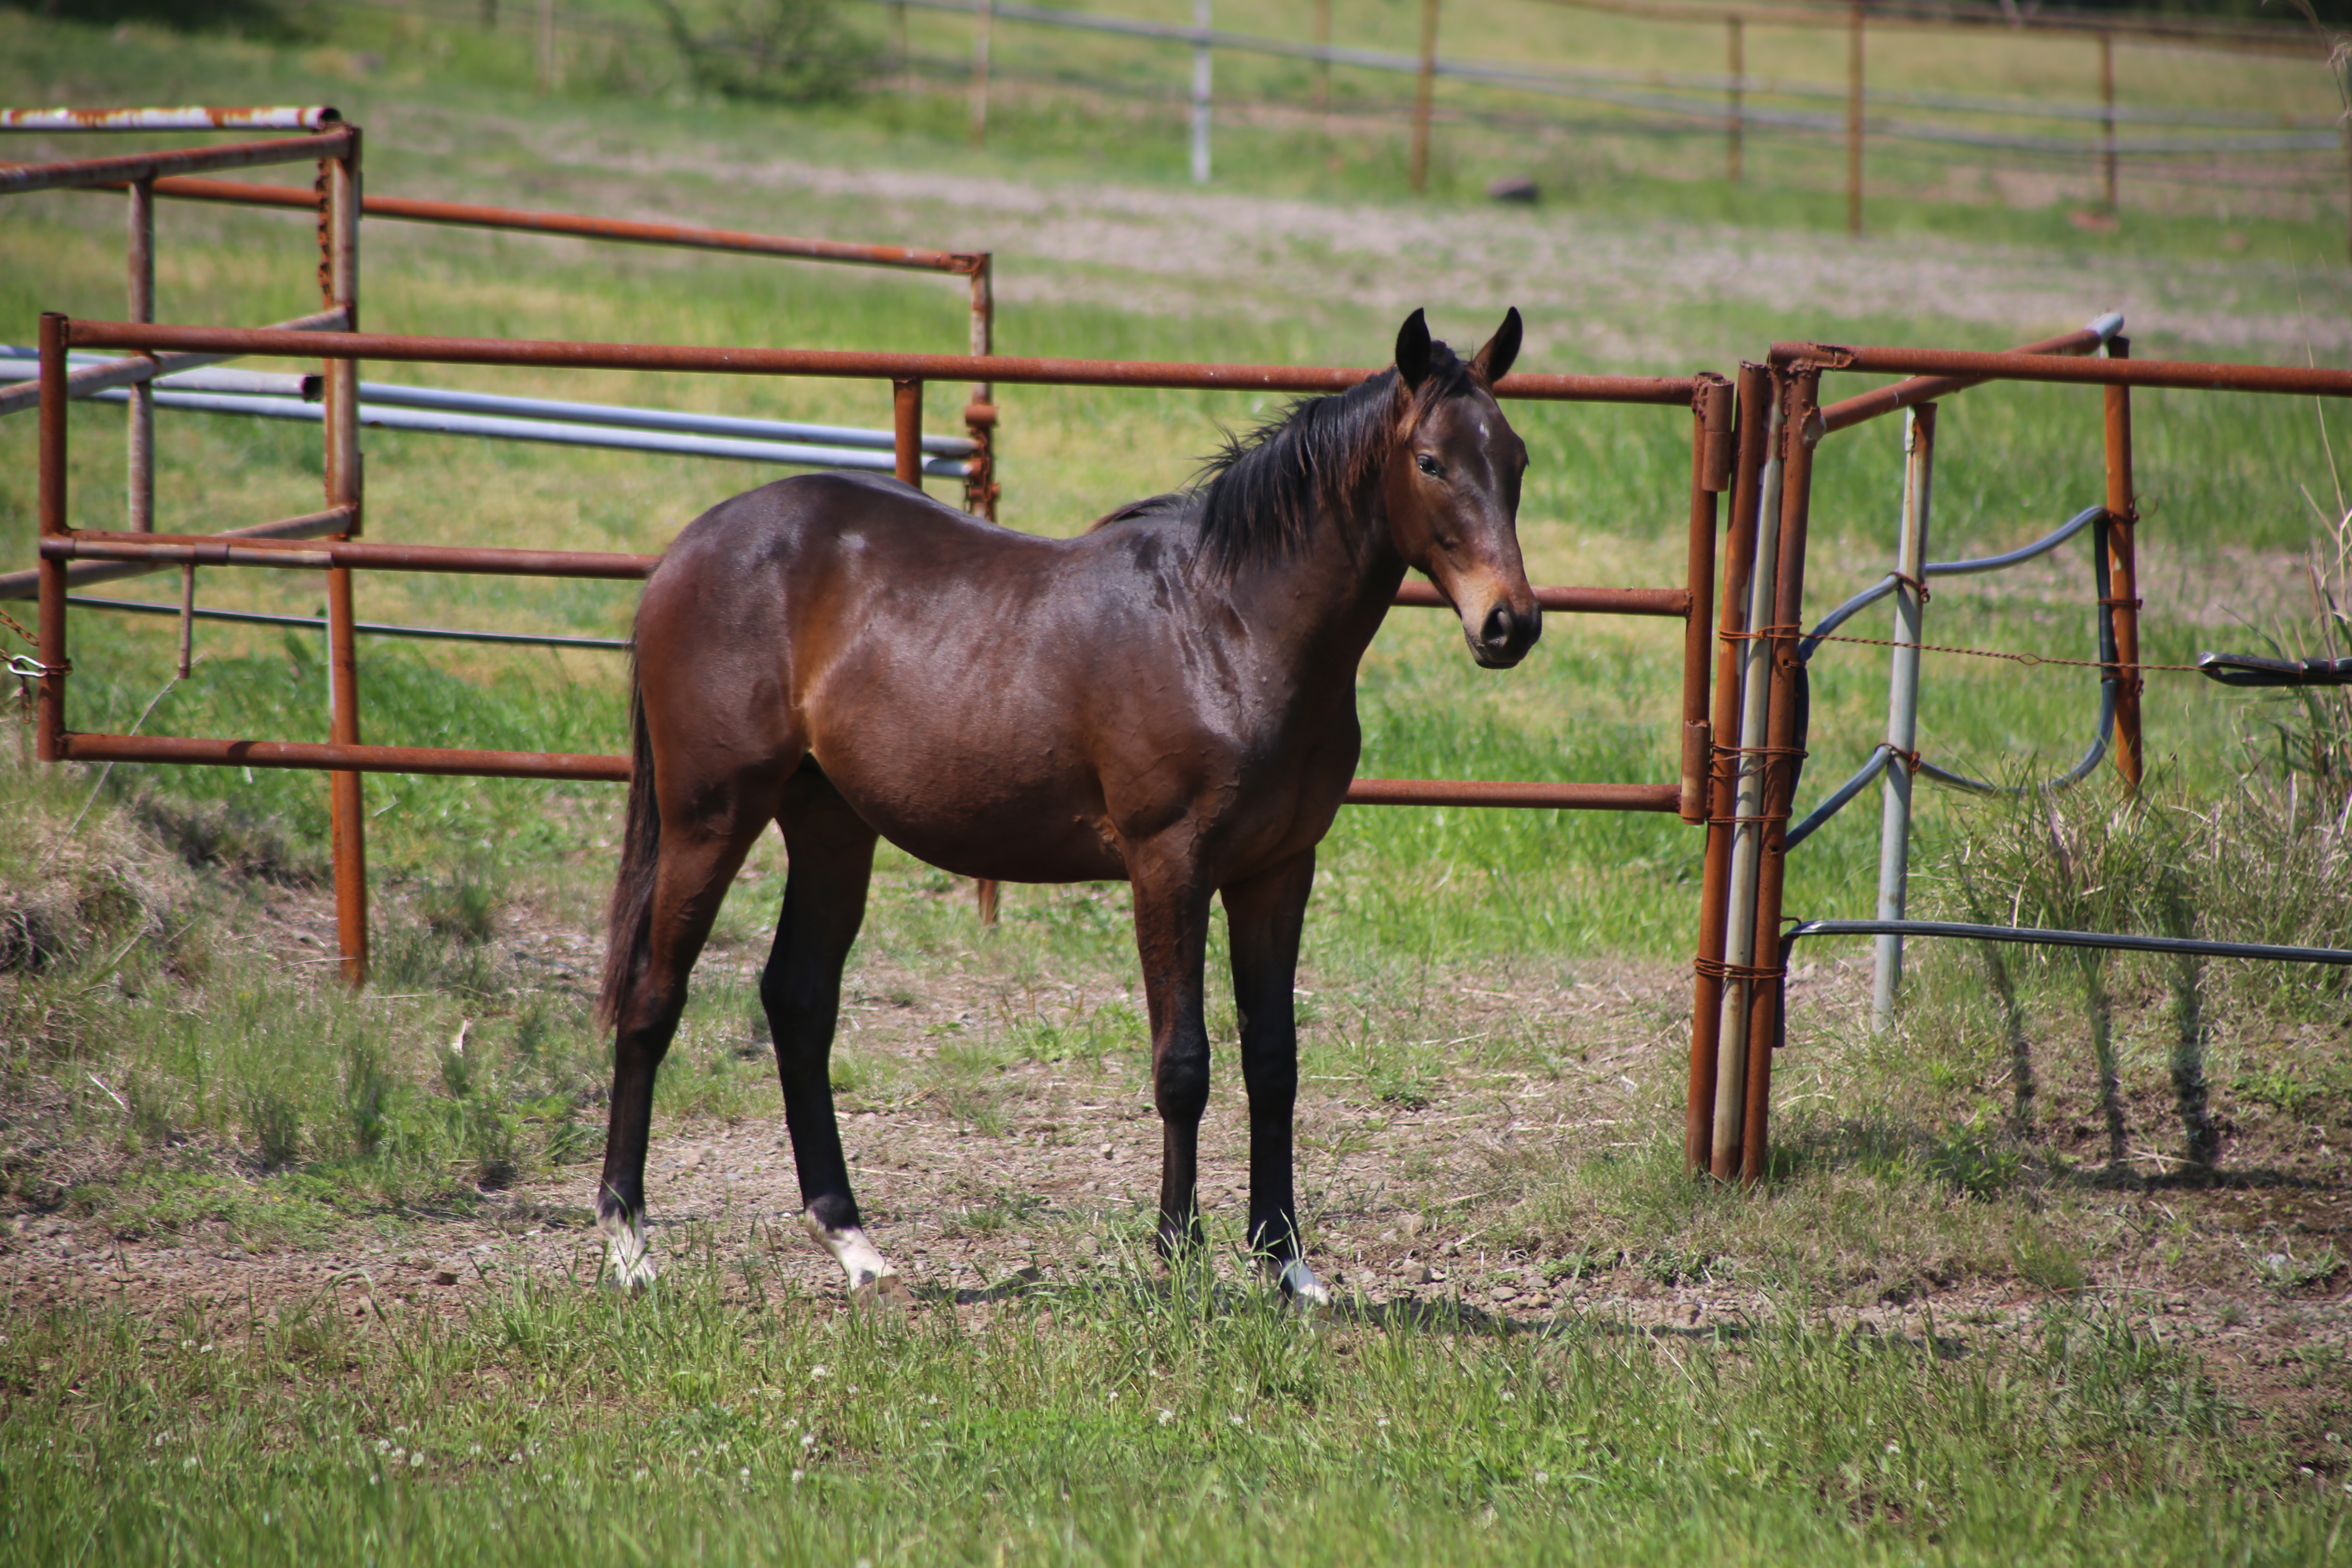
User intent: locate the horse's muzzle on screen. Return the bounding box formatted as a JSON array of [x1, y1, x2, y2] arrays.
[[1472, 600, 1541, 668]]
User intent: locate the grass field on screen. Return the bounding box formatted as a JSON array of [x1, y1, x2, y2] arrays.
[[4, 6, 2352, 1563]]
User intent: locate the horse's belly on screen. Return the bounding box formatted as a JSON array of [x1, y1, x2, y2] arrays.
[[808, 735, 1129, 885]]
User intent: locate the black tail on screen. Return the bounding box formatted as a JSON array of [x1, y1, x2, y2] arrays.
[[597, 654, 660, 1032]]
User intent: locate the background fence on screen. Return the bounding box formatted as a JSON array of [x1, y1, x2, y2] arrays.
[[316, 0, 2352, 246]]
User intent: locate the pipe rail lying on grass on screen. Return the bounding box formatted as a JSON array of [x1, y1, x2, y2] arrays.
[[80, 385, 977, 479], [0, 348, 982, 456], [1779, 919, 2352, 969], [0, 307, 349, 419], [69, 594, 631, 651]]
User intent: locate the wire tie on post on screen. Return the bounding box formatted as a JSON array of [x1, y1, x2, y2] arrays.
[[1890, 570, 1931, 604]]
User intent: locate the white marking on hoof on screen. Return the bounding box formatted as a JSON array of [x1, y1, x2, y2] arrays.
[[803, 1210, 902, 1296], [1278, 1257, 1332, 1309], [600, 1212, 659, 1292]]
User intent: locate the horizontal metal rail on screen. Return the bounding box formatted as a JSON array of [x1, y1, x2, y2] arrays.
[[1818, 317, 2121, 434], [1392, 581, 1689, 617], [58, 320, 1705, 404], [1778, 342, 2352, 399], [115, 176, 986, 275], [83, 385, 976, 478], [0, 127, 352, 196], [0, 107, 339, 131], [5, 348, 982, 456], [40, 532, 1678, 622], [68, 595, 630, 651], [0, 307, 348, 418], [41, 530, 659, 579], [46, 728, 1676, 808], [0, 506, 354, 601], [1782, 918, 2352, 969]]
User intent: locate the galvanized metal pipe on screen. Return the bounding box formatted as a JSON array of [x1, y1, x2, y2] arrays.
[[1687, 361, 1771, 1176], [60, 321, 1704, 403], [5, 349, 983, 455], [1870, 402, 1935, 1032], [70, 593, 629, 650], [0, 307, 349, 418], [82, 386, 976, 477], [1711, 380, 1784, 1177], [1785, 919, 2352, 969], [1738, 366, 1824, 1185]]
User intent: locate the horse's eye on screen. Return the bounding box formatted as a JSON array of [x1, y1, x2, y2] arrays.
[[1415, 454, 1442, 477]]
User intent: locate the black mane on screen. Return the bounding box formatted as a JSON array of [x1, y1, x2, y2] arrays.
[[1116, 339, 1480, 578]]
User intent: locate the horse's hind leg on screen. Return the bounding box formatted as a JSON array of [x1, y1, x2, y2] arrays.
[[1223, 849, 1328, 1305], [598, 792, 777, 1288], [763, 766, 898, 1300]]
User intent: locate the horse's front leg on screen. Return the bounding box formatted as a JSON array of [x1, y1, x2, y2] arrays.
[[1222, 849, 1328, 1305], [1129, 844, 1216, 1258]]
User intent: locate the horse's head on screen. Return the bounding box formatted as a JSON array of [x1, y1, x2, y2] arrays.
[[1384, 308, 1540, 669]]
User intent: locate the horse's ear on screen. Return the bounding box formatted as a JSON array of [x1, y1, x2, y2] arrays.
[[1394, 308, 1432, 390], [1470, 307, 1522, 385]]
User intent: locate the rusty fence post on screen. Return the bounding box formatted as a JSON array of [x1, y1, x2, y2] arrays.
[[1739, 365, 1822, 1186], [2103, 334, 2143, 790], [1681, 376, 1732, 824], [127, 176, 155, 533], [1410, 0, 1440, 194], [1688, 365, 1763, 1176], [1846, 2, 1864, 236], [322, 132, 369, 987], [964, 254, 998, 522], [893, 377, 924, 488], [36, 312, 69, 765]]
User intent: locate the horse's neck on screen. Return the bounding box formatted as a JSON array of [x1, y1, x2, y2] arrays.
[[1223, 485, 1405, 681]]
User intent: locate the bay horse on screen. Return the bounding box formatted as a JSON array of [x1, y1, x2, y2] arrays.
[[594, 308, 1539, 1303]]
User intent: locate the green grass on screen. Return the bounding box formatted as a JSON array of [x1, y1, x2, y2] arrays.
[[4, 1252, 2341, 1567]]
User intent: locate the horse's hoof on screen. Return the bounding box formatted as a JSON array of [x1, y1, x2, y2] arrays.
[[599, 1213, 659, 1292], [850, 1274, 915, 1314], [1276, 1257, 1332, 1312]]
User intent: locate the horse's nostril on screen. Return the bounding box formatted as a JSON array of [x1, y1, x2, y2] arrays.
[[1482, 605, 1515, 649]]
